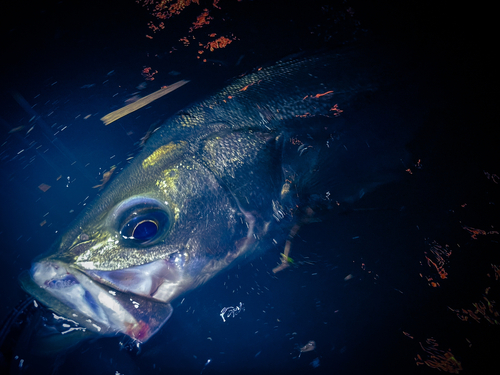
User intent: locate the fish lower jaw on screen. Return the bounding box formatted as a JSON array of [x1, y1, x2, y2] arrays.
[[28, 260, 173, 342], [31, 260, 128, 329]]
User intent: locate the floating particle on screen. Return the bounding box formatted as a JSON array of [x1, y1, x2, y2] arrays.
[[101, 80, 189, 125], [300, 340, 316, 353], [220, 302, 244, 322], [38, 183, 51, 192]]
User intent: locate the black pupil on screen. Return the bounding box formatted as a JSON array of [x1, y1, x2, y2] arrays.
[[133, 220, 158, 240]]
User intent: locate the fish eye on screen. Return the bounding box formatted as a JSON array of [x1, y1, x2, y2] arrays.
[[113, 197, 172, 246]]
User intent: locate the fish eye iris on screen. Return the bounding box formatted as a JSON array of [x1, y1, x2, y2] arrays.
[[133, 220, 158, 240]]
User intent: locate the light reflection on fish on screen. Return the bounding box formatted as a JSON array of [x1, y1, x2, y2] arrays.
[[20, 46, 414, 343]]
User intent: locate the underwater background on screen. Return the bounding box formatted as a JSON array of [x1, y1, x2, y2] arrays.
[[0, 0, 497, 374]]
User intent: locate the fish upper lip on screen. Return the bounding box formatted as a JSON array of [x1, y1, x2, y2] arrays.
[[80, 258, 186, 303]]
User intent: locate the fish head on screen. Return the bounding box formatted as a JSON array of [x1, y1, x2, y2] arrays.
[[21, 130, 281, 342]]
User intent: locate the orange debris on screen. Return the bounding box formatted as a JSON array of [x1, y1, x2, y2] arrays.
[[93, 166, 116, 190], [189, 9, 213, 33], [329, 103, 343, 116], [303, 91, 334, 100], [204, 36, 235, 52], [421, 241, 452, 286], [462, 225, 499, 239], [402, 331, 414, 339], [141, 67, 158, 81], [415, 338, 462, 374]]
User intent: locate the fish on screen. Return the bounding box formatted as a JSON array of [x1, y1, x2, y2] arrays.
[[19, 45, 415, 343]]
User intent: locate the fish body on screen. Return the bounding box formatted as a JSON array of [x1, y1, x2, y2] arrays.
[[20, 45, 413, 342]]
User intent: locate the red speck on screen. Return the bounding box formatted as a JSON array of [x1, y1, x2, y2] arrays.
[[127, 321, 150, 341]]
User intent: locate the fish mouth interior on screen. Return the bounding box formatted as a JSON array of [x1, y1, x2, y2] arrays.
[[20, 260, 173, 342], [81, 257, 188, 303]]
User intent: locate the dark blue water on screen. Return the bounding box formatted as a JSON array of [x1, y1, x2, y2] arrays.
[[1, 1, 497, 374]]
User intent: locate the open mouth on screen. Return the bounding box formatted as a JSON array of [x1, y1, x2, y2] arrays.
[[20, 260, 173, 342], [80, 256, 188, 303]]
